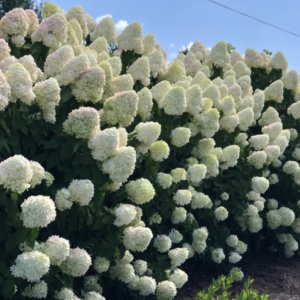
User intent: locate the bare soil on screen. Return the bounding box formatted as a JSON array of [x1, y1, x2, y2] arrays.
[[176, 255, 300, 300]]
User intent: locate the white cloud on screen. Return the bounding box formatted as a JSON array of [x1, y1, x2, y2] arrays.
[[170, 43, 175, 48], [95, 14, 112, 24], [115, 20, 129, 32], [94, 15, 129, 33], [186, 42, 193, 50], [180, 41, 193, 52]]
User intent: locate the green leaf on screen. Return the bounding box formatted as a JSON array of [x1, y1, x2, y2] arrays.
[[4, 194, 21, 226], [61, 86, 73, 103], [26, 228, 40, 248], [46, 152, 59, 169], [44, 138, 61, 149], [60, 143, 73, 161], [101, 214, 115, 225], [0, 277, 15, 298], [72, 141, 82, 154], [30, 42, 49, 69], [5, 228, 27, 252], [0, 261, 9, 276], [0, 118, 10, 136]]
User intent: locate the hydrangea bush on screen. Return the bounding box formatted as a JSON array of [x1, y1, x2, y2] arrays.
[[0, 3, 300, 299]]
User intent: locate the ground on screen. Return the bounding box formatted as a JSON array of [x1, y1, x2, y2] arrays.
[[177, 255, 300, 300]]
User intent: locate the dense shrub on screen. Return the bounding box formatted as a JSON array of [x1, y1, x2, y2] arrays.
[[0, 2, 300, 299]]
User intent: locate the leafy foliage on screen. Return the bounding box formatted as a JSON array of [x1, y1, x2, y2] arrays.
[[0, 3, 299, 300], [195, 271, 269, 300]]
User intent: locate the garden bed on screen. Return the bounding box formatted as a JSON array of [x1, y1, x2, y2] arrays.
[[177, 255, 300, 299]]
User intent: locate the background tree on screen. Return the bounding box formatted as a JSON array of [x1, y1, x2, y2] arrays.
[[0, 0, 43, 18]]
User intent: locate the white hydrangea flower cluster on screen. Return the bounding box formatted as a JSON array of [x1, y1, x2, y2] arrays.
[[88, 127, 120, 161], [125, 178, 155, 205], [214, 206, 229, 221], [191, 192, 212, 209], [0, 8, 38, 47], [37, 235, 70, 266], [21, 195, 56, 228], [154, 235, 172, 253], [71, 66, 106, 103], [84, 291, 105, 300], [93, 256, 110, 274], [123, 226, 153, 252], [133, 259, 147, 276], [55, 179, 94, 210], [102, 90, 138, 126], [169, 268, 188, 288], [83, 275, 103, 295], [168, 247, 189, 267], [32, 12, 68, 49], [0, 68, 11, 111], [192, 227, 209, 254], [109, 252, 135, 284], [277, 234, 299, 257], [157, 172, 173, 189], [33, 78, 61, 123], [251, 177, 269, 194], [267, 207, 295, 229], [5, 62, 35, 104], [156, 280, 177, 300], [128, 56, 150, 86], [22, 280, 48, 299], [63, 107, 100, 139], [117, 22, 144, 54], [211, 248, 226, 264], [0, 155, 45, 193], [55, 288, 81, 300], [135, 121, 161, 145], [10, 251, 50, 282], [60, 247, 92, 277], [114, 203, 137, 227], [171, 207, 187, 224], [102, 146, 136, 183]]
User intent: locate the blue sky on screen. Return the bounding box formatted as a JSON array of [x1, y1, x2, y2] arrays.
[[53, 0, 300, 71]]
